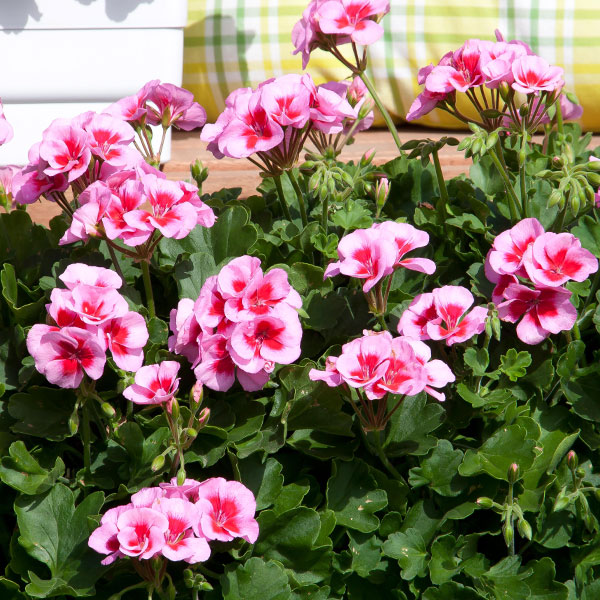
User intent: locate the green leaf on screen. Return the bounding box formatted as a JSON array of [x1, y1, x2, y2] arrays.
[[572, 215, 600, 258], [382, 528, 428, 580], [239, 455, 284, 511], [500, 349, 532, 382], [562, 374, 600, 421], [273, 482, 310, 515], [254, 507, 332, 585], [459, 424, 537, 480], [284, 262, 333, 296], [464, 347, 489, 377], [147, 317, 168, 346], [0, 441, 64, 495], [8, 387, 76, 441], [1, 263, 46, 324], [173, 251, 217, 299], [385, 394, 445, 456], [15, 484, 105, 597], [326, 459, 388, 533], [347, 530, 383, 578], [331, 199, 373, 230], [422, 582, 486, 600], [408, 440, 465, 497], [159, 205, 257, 267], [0, 577, 28, 599], [221, 557, 291, 600], [556, 341, 585, 378], [524, 557, 569, 600]]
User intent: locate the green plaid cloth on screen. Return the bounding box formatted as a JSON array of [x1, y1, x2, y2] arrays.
[[184, 0, 600, 130]]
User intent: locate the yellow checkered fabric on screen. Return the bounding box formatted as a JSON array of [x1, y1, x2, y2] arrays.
[[184, 0, 600, 131]]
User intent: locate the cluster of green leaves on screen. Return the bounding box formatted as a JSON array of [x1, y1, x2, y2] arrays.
[[1, 125, 600, 599]]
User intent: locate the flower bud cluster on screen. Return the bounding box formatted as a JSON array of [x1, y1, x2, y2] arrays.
[[27, 264, 149, 388], [169, 255, 303, 392]]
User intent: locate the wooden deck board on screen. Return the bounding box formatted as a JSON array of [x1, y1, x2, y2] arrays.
[[16, 127, 600, 225]]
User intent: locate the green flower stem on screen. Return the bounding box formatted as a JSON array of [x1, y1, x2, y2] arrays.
[[489, 141, 521, 221], [166, 410, 184, 478], [372, 430, 405, 483], [273, 174, 293, 221], [108, 582, 148, 600], [140, 260, 156, 319], [321, 190, 329, 232], [104, 240, 126, 281], [358, 71, 403, 155], [286, 169, 308, 228], [519, 130, 529, 218], [82, 400, 91, 488], [431, 148, 449, 214], [507, 479, 516, 556]]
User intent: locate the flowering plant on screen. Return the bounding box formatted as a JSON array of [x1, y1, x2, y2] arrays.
[[1, 4, 600, 600]]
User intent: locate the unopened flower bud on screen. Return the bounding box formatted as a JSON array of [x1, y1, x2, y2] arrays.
[[517, 518, 533, 540], [477, 496, 494, 509], [357, 98, 375, 121], [190, 160, 209, 188], [347, 76, 368, 105], [360, 148, 376, 166], [508, 463, 520, 483], [197, 407, 211, 429], [190, 381, 203, 407], [587, 158, 600, 172], [567, 450, 578, 470], [576, 467, 586, 479], [375, 177, 390, 210], [548, 189, 563, 208], [185, 427, 198, 439], [585, 172, 600, 187], [101, 402, 116, 419], [68, 411, 79, 435], [498, 81, 511, 103], [485, 316, 493, 338], [503, 523, 514, 547], [151, 454, 165, 472], [170, 398, 180, 421], [519, 103, 529, 117], [553, 489, 571, 512], [177, 467, 187, 486]]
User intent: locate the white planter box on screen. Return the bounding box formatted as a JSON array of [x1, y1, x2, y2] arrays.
[[0, 0, 188, 165]]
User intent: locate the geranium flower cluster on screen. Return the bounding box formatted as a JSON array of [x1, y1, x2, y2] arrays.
[[407, 32, 565, 132], [398, 285, 489, 347], [89, 477, 258, 566], [169, 255, 303, 392], [59, 169, 215, 249], [292, 0, 391, 69], [26, 264, 148, 388], [324, 221, 436, 293], [485, 218, 598, 344], [200, 73, 355, 172], [308, 76, 375, 155], [11, 81, 213, 251], [309, 330, 455, 402]]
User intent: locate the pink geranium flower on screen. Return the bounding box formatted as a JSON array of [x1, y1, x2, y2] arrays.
[[68, 285, 129, 326], [88, 505, 131, 565], [398, 292, 438, 340], [259, 75, 312, 128], [511, 55, 564, 94], [194, 478, 259, 544], [373, 221, 436, 274], [335, 333, 391, 388], [316, 0, 389, 46], [325, 227, 397, 292], [85, 113, 135, 166], [27, 325, 106, 388], [497, 282, 577, 344], [156, 498, 211, 563], [168, 298, 203, 364], [116, 507, 168, 559], [39, 120, 92, 182], [309, 355, 344, 387], [401, 337, 455, 401], [523, 232, 598, 287], [123, 361, 181, 408], [194, 333, 236, 392], [59, 263, 122, 291], [103, 79, 159, 123], [229, 314, 302, 373], [101, 311, 149, 371], [146, 83, 207, 131], [367, 336, 428, 399], [488, 217, 545, 277], [426, 286, 488, 346]]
